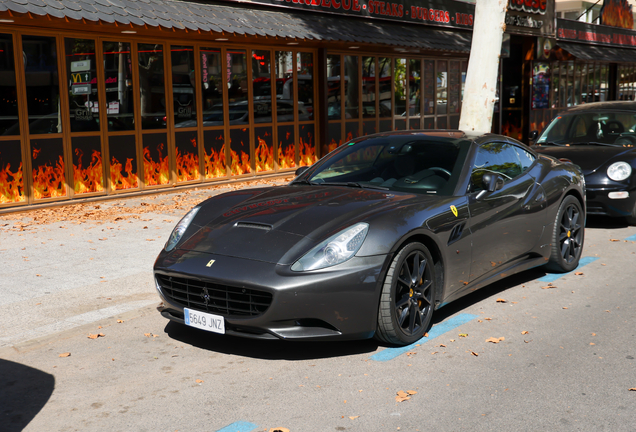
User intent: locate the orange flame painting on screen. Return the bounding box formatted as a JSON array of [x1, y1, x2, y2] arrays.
[[278, 143, 296, 169], [601, 0, 634, 29], [0, 157, 25, 204], [143, 143, 170, 186], [176, 138, 200, 182], [255, 134, 274, 173], [32, 147, 66, 200], [299, 135, 317, 167], [73, 148, 104, 194], [328, 138, 340, 153], [110, 156, 138, 190], [204, 144, 226, 179], [230, 147, 252, 175]]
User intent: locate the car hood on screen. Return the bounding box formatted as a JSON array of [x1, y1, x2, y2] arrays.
[[535, 145, 636, 174], [178, 185, 419, 264]]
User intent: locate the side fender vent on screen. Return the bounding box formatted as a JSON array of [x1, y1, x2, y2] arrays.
[[447, 222, 465, 246]]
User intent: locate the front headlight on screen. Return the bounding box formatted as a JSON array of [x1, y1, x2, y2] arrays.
[[607, 161, 632, 181], [291, 223, 369, 271], [165, 206, 200, 251]]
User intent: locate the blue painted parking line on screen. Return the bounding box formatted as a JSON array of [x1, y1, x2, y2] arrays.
[[216, 421, 258, 432], [626, 233, 636, 241], [537, 256, 600, 283], [370, 313, 478, 362]]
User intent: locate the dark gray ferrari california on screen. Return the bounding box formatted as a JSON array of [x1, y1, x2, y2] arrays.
[[154, 131, 585, 346]]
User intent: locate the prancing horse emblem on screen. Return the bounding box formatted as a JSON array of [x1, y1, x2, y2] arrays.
[[206, 259, 215, 267], [201, 288, 211, 305]]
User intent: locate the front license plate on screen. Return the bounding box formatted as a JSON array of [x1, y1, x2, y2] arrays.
[[184, 308, 225, 334]]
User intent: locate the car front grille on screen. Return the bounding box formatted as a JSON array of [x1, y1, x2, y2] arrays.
[[156, 274, 272, 317]]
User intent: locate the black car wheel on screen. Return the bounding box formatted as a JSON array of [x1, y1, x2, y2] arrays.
[[546, 195, 584, 272], [376, 242, 435, 346]]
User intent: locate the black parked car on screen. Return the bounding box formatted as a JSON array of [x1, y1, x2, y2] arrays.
[[154, 131, 585, 346], [531, 101, 636, 224]]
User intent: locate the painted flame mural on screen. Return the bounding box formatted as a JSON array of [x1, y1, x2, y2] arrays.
[[73, 148, 104, 194], [143, 142, 170, 186], [255, 130, 274, 173], [32, 145, 66, 200], [110, 156, 139, 190], [176, 137, 200, 182], [601, 0, 634, 29], [204, 144, 226, 178], [0, 157, 24, 204]]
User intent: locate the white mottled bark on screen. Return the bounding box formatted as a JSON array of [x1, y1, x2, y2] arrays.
[[458, 0, 508, 134]]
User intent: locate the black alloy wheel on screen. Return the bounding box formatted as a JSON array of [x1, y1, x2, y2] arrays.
[[546, 195, 584, 272], [376, 242, 435, 345]]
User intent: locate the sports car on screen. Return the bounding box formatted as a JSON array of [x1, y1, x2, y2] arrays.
[[531, 101, 636, 224], [154, 131, 585, 346]]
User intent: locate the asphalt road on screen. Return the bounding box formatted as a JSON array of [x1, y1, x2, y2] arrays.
[[1, 186, 636, 432]]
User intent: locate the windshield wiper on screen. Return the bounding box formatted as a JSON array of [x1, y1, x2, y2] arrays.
[[573, 141, 618, 147], [320, 181, 389, 190], [538, 141, 566, 146]]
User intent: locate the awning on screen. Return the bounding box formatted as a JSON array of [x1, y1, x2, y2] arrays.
[[0, 0, 472, 52], [557, 41, 636, 63]]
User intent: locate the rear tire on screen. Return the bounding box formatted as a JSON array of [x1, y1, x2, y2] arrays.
[[545, 195, 584, 272], [375, 242, 435, 346]]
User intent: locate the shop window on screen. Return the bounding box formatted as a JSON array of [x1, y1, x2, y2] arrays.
[[326, 122, 341, 154], [409, 59, 421, 118], [109, 134, 139, 190], [252, 49, 272, 124], [344, 56, 359, 119], [138, 44, 166, 130], [574, 63, 582, 106], [378, 57, 392, 117], [31, 137, 66, 199], [171, 46, 197, 128], [552, 61, 560, 108], [327, 54, 341, 120], [275, 51, 293, 122], [103, 42, 135, 132], [437, 61, 448, 115], [423, 60, 435, 115], [203, 129, 226, 178], [277, 124, 295, 169], [566, 61, 574, 107], [600, 64, 609, 102], [142, 133, 169, 185], [0, 140, 25, 204], [449, 61, 460, 114], [200, 47, 224, 127], [461, 61, 467, 104], [227, 50, 248, 125], [394, 58, 406, 117], [71, 136, 103, 194], [65, 38, 100, 133], [0, 34, 19, 136], [299, 124, 317, 167], [255, 126, 274, 172], [23, 35, 61, 135], [362, 56, 376, 119], [559, 63, 567, 107], [230, 127, 250, 175], [297, 52, 314, 121], [175, 130, 199, 182]]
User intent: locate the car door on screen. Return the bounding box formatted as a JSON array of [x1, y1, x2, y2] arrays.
[[467, 141, 546, 282]]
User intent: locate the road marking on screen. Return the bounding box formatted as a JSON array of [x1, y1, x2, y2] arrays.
[[370, 313, 478, 362], [626, 233, 636, 241], [0, 299, 158, 348], [537, 256, 599, 283], [216, 421, 258, 432]]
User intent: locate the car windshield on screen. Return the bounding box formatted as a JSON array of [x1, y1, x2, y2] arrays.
[[305, 135, 471, 196], [537, 111, 636, 147]]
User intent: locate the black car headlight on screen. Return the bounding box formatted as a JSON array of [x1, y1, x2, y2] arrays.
[[607, 161, 632, 181], [291, 223, 369, 271], [165, 206, 200, 252]]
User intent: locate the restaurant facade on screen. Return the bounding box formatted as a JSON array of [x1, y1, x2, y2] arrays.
[[1, 0, 636, 210]]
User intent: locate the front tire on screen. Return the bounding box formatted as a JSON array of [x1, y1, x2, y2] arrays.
[[545, 195, 584, 272], [375, 242, 436, 346]]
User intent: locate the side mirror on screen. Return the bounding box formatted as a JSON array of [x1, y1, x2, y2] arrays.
[[528, 130, 539, 142], [295, 166, 310, 176], [482, 173, 504, 192]]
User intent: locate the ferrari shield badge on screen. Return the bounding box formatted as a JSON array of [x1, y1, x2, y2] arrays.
[[206, 259, 215, 267], [450, 205, 458, 217]]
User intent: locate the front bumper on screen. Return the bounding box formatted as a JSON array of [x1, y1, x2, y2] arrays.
[[154, 249, 388, 341], [585, 186, 636, 218]]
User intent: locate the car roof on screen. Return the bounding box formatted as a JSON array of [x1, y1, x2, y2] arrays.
[[559, 101, 636, 114]]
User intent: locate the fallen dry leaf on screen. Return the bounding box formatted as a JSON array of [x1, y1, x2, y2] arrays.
[[146, 239, 155, 241], [348, 416, 359, 420], [484, 317, 492, 321], [459, 333, 468, 338], [269, 428, 290, 432], [396, 390, 411, 402], [541, 283, 556, 289], [575, 272, 584, 276], [590, 343, 595, 346], [117, 319, 124, 323], [439, 344, 446, 347], [485, 337, 505, 343], [470, 351, 479, 356], [521, 331, 529, 335], [562, 307, 569, 309], [195, 379, 204, 383], [58, 352, 71, 357], [496, 298, 506, 303], [629, 388, 636, 391], [87, 333, 105, 339], [610, 239, 620, 242]]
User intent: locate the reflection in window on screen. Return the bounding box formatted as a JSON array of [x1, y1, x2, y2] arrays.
[[138, 43, 166, 130], [379, 57, 392, 117], [327, 54, 341, 120], [423, 60, 435, 115], [103, 41, 135, 132], [362, 57, 376, 119], [345, 56, 359, 119], [437, 61, 447, 115], [409, 59, 421, 117], [227, 50, 248, 125], [471, 143, 522, 191], [65, 38, 100, 133], [252, 49, 272, 123], [0, 34, 18, 135], [275, 51, 293, 122], [297, 52, 314, 120], [449, 61, 460, 114], [394, 58, 406, 117], [171, 46, 197, 128], [200, 47, 223, 127], [23, 35, 61, 134]]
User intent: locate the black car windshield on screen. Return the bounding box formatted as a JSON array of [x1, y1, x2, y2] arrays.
[[305, 135, 471, 196], [537, 111, 636, 147]]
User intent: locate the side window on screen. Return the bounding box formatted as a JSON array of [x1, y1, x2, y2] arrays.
[[514, 145, 535, 171], [471, 143, 523, 192]]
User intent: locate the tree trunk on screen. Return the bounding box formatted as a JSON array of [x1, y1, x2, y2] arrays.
[[458, 0, 508, 135]]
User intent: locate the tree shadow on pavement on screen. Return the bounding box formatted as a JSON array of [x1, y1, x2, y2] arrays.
[[0, 358, 55, 432]]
